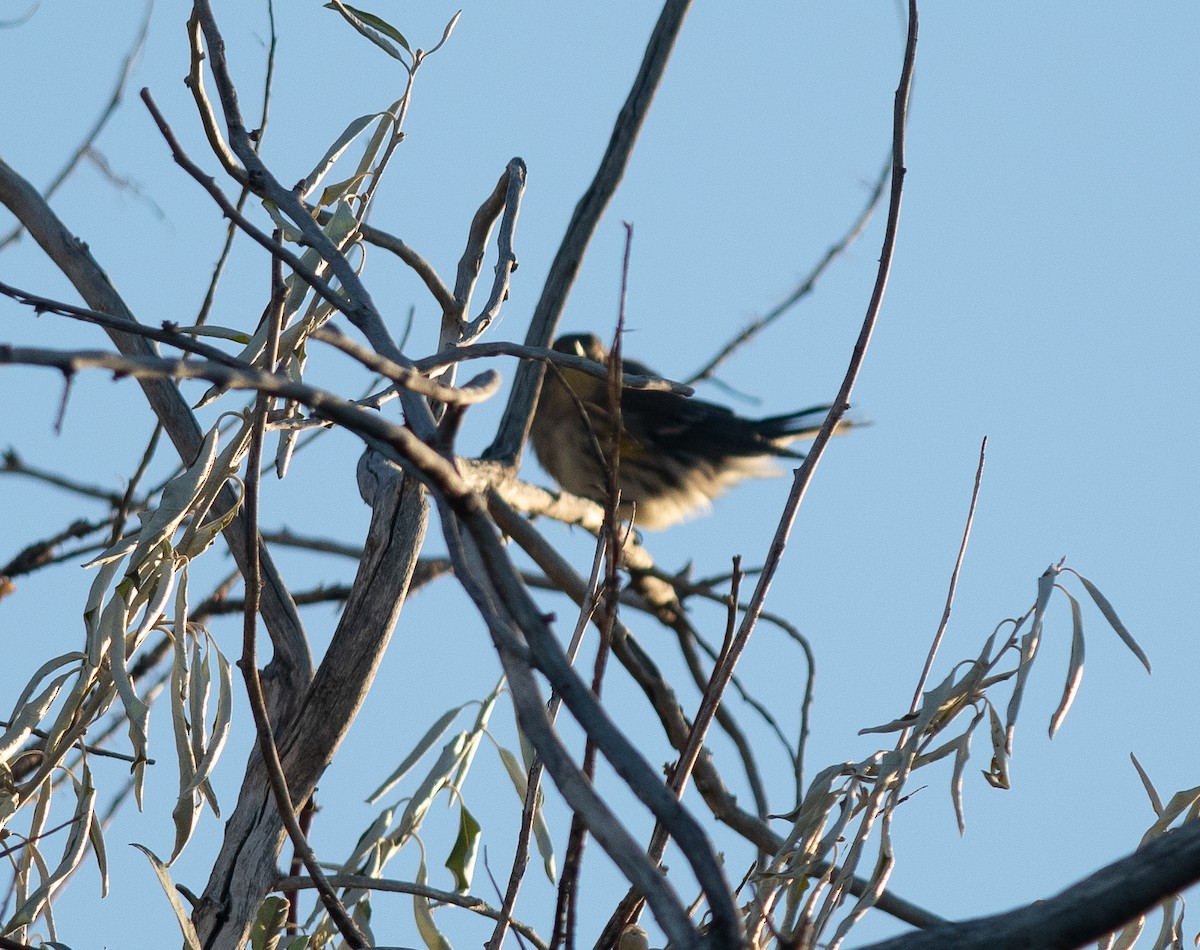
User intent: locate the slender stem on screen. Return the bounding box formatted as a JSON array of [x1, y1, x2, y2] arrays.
[[237, 256, 367, 947], [907, 437, 987, 717]]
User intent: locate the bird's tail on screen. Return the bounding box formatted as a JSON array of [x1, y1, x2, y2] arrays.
[[754, 405, 864, 454]]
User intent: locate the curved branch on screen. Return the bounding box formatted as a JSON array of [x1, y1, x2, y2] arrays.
[[858, 819, 1200, 950], [0, 0, 154, 252], [274, 874, 548, 950], [685, 151, 892, 386]]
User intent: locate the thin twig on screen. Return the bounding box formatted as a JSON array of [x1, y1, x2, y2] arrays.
[[413, 340, 693, 395], [685, 152, 892, 385], [554, 227, 635, 950], [1, 447, 125, 506], [0, 345, 461, 488], [193, 0, 278, 327], [0, 722, 152, 767], [766, 6, 919, 944], [344, 216, 454, 314], [312, 324, 502, 405], [0, 1, 154, 251], [238, 254, 366, 947], [110, 422, 162, 546], [907, 437, 987, 717], [275, 873, 548, 950], [0, 278, 251, 367], [140, 90, 358, 330]]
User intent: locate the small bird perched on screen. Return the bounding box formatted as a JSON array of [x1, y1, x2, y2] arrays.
[[530, 333, 849, 529]]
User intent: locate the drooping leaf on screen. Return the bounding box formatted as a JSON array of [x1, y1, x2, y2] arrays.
[[412, 842, 453, 950], [131, 844, 203, 950], [444, 804, 481, 892]]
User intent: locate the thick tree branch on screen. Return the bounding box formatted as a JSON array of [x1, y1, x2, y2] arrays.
[[440, 501, 716, 950], [857, 820, 1200, 950], [192, 453, 429, 949]]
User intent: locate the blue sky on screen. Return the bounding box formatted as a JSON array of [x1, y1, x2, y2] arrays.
[[2, 3, 1199, 948]]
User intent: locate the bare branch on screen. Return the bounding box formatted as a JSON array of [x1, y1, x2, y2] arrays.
[[333, 215, 454, 314], [0, 278, 255, 368], [413, 340, 694, 395], [0, 346, 460, 485], [193, 0, 279, 327], [685, 152, 893, 386], [274, 873, 548, 950], [450, 158, 528, 347], [0, 1, 154, 251], [140, 90, 359, 327], [237, 267, 367, 948], [188, 0, 439, 447], [441, 500, 713, 950], [313, 324, 502, 406], [907, 437, 987, 718], [858, 819, 1200, 950], [1, 446, 126, 506]]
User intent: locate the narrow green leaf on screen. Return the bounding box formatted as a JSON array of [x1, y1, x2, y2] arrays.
[[0, 667, 79, 764], [392, 733, 467, 844], [495, 745, 555, 881], [301, 113, 385, 199], [103, 592, 151, 784], [1129, 753, 1163, 815], [444, 804, 481, 891], [368, 707, 466, 803], [172, 324, 254, 344], [130, 427, 220, 568], [8, 767, 96, 933], [186, 633, 233, 813], [249, 895, 290, 950], [328, 2, 411, 52], [323, 1, 409, 61]]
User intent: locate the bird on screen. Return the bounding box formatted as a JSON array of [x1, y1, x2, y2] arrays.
[[530, 333, 850, 529]]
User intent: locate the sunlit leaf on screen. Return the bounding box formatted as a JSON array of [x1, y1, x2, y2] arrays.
[[412, 842, 452, 950], [368, 707, 467, 804], [1047, 585, 1085, 738], [129, 427, 220, 569], [392, 733, 467, 844], [301, 114, 385, 200], [131, 844, 203, 950], [324, 2, 412, 58], [1067, 568, 1151, 674]]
